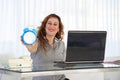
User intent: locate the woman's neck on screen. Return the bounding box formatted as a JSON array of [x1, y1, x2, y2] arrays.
[[46, 35, 55, 46]]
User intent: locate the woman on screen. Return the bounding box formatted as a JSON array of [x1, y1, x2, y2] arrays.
[[23, 14, 67, 80]]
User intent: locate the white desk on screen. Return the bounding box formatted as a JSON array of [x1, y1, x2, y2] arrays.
[[0, 63, 120, 80]]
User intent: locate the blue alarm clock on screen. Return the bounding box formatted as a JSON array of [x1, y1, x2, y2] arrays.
[[21, 27, 37, 45]]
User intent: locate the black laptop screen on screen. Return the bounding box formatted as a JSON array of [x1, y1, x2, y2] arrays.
[[66, 31, 107, 62]]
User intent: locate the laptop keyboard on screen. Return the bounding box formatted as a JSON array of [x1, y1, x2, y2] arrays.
[[54, 62, 104, 69]]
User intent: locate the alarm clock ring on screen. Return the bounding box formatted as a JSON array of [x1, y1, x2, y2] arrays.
[[21, 27, 37, 45]]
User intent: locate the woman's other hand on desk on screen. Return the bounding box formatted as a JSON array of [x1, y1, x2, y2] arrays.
[[113, 60, 120, 63]]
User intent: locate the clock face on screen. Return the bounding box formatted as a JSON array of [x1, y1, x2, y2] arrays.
[[23, 31, 37, 45]]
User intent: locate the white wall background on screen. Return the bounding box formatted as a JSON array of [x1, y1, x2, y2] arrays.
[[0, 0, 120, 58]]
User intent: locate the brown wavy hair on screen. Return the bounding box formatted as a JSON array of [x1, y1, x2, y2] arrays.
[[37, 14, 64, 51]]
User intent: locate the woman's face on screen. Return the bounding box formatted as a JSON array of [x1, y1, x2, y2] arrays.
[[45, 17, 59, 37]]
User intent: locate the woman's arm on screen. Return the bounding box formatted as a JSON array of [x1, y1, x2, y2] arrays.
[[26, 41, 38, 53], [21, 35, 39, 54]]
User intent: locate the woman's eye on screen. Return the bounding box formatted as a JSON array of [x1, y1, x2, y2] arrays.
[[48, 23, 52, 25], [54, 24, 57, 26]]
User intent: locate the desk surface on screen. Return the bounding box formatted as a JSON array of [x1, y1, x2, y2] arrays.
[[0, 62, 120, 78], [1, 62, 120, 72]]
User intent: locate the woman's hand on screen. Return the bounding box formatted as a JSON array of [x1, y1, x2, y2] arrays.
[[21, 36, 38, 53], [26, 41, 38, 53]]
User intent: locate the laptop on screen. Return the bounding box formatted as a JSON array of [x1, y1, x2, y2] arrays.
[[55, 30, 107, 64]]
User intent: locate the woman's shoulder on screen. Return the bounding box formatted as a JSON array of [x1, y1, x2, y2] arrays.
[[55, 38, 64, 44], [54, 38, 65, 48]]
